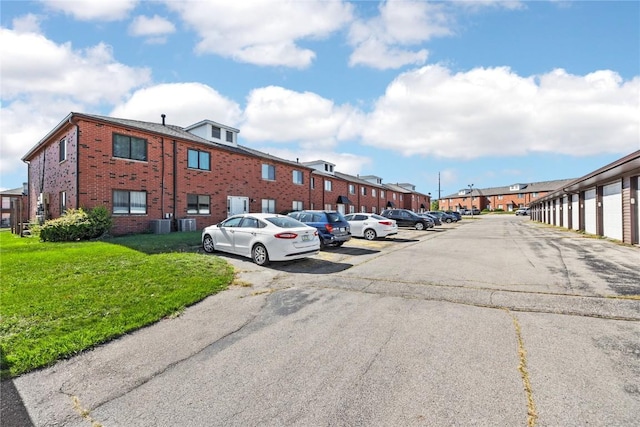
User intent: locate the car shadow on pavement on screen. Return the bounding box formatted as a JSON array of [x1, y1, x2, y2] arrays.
[[324, 247, 380, 256], [270, 258, 353, 274], [1, 378, 35, 427]]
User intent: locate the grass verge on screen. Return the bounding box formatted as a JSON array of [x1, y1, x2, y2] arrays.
[[0, 230, 234, 378]]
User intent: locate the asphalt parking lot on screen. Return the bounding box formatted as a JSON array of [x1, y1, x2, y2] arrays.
[[4, 215, 640, 426]]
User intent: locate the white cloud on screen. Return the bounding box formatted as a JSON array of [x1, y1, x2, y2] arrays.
[[0, 28, 151, 104], [129, 15, 176, 38], [39, 0, 138, 21], [0, 27, 150, 177], [12, 14, 43, 33], [164, 0, 353, 68], [360, 65, 640, 158], [110, 83, 243, 128], [348, 0, 451, 69], [241, 86, 363, 149]]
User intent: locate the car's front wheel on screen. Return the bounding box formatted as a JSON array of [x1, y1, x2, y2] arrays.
[[252, 243, 269, 266], [363, 228, 377, 240], [202, 234, 215, 253], [415, 222, 425, 231], [445, 218, 452, 223]]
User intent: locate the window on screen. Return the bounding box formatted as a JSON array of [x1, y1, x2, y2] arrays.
[[532, 192, 539, 198], [262, 164, 275, 180], [292, 200, 303, 211], [187, 194, 210, 214], [324, 203, 332, 210], [372, 189, 376, 197], [311, 177, 315, 189], [380, 190, 385, 198], [393, 193, 397, 200], [226, 130, 233, 143], [517, 193, 524, 199], [324, 164, 334, 173], [113, 190, 147, 214], [324, 180, 332, 191], [212, 126, 221, 139], [372, 206, 377, 213], [262, 199, 276, 213], [498, 195, 504, 200], [59, 138, 67, 162], [113, 134, 147, 161], [188, 149, 210, 170], [349, 184, 355, 194], [361, 187, 367, 196], [293, 170, 304, 185], [60, 191, 66, 213]]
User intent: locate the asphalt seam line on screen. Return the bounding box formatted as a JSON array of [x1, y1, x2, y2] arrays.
[[506, 310, 538, 427]]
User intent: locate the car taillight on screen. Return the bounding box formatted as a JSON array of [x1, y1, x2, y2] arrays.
[[274, 232, 298, 239], [324, 224, 333, 232], [379, 221, 392, 225]]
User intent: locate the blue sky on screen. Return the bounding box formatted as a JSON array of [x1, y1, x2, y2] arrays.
[[1, 0, 638, 199]]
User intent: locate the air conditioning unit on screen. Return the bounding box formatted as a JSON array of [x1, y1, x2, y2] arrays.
[[150, 219, 171, 234], [177, 218, 196, 232]]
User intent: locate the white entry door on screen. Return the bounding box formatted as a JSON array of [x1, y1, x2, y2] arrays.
[[227, 196, 249, 217]]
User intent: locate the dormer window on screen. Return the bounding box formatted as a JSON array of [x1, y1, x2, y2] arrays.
[[324, 164, 334, 173], [226, 130, 233, 143], [212, 126, 221, 139]]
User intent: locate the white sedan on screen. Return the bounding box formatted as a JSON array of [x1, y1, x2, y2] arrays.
[[343, 213, 398, 240], [201, 213, 320, 266]]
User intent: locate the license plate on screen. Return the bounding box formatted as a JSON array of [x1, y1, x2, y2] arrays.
[[302, 235, 310, 241], [340, 227, 346, 232]]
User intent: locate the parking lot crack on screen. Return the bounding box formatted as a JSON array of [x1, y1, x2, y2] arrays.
[[505, 309, 538, 427]]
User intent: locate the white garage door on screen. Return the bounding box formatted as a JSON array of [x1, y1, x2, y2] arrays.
[[562, 196, 569, 228], [584, 188, 597, 235], [571, 194, 579, 230], [636, 177, 640, 244], [602, 182, 622, 241], [555, 198, 561, 226]]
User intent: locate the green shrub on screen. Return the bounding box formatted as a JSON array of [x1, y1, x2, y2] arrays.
[[39, 207, 112, 242], [494, 208, 504, 212]]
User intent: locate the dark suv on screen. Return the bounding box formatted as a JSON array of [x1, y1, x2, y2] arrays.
[[288, 210, 351, 248], [381, 209, 432, 230]]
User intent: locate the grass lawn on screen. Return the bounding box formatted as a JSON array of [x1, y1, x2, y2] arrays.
[[0, 230, 235, 378]]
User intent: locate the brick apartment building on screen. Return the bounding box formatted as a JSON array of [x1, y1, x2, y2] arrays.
[[21, 112, 430, 235], [0, 186, 29, 230], [440, 179, 575, 213]]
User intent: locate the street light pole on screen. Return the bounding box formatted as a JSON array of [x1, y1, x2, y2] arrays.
[[468, 184, 474, 217]]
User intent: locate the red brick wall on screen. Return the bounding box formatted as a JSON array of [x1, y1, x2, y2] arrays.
[[27, 124, 78, 221]]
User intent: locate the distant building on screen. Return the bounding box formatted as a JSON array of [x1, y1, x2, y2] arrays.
[[440, 179, 575, 213], [1, 185, 29, 231]]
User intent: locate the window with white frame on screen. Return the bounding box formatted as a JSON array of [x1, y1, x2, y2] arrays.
[[372, 188, 376, 197], [262, 164, 275, 180], [292, 170, 304, 185], [113, 134, 147, 161], [517, 193, 524, 199], [324, 180, 332, 191], [59, 138, 67, 162], [187, 149, 210, 170], [262, 199, 276, 213], [349, 184, 355, 194], [361, 205, 366, 212], [292, 200, 303, 211], [310, 177, 315, 189], [380, 190, 385, 198], [372, 206, 377, 213], [498, 195, 504, 200], [60, 191, 66, 213], [113, 190, 147, 214], [324, 203, 332, 210], [211, 126, 221, 139], [361, 187, 367, 196], [349, 205, 355, 214], [225, 130, 233, 143], [187, 194, 210, 214]]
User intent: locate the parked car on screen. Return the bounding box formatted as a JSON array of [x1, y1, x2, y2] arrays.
[[427, 211, 457, 223], [515, 207, 530, 216], [201, 213, 319, 266], [418, 212, 442, 226], [344, 213, 398, 240], [288, 210, 351, 248], [461, 208, 481, 215], [381, 209, 432, 230], [416, 213, 438, 227], [445, 211, 462, 221]]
